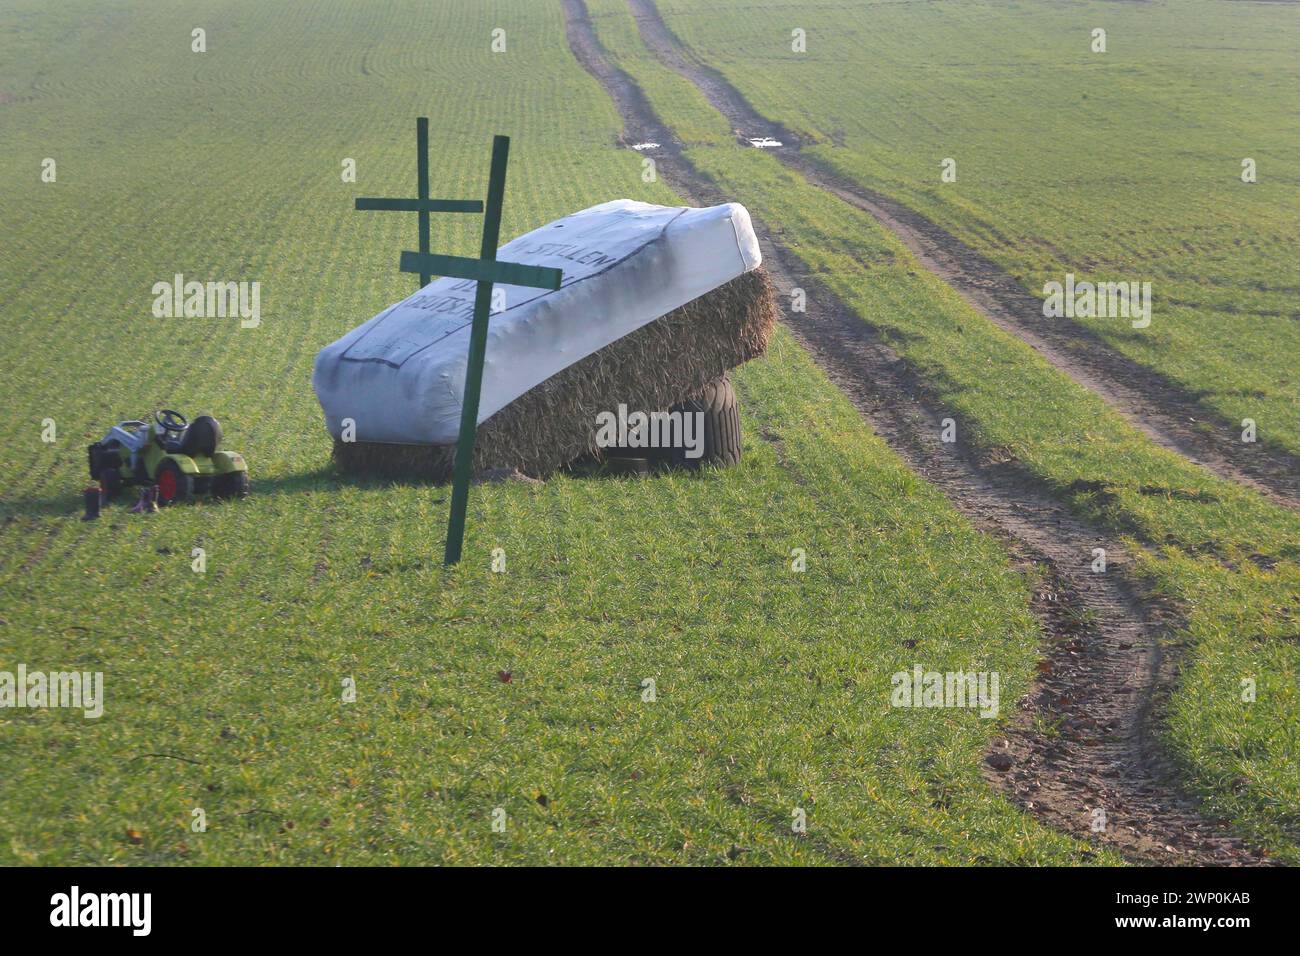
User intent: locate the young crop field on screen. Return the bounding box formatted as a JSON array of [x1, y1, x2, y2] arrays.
[[0, 0, 1101, 866], [0, 0, 1295, 887], [580, 0, 1299, 861], [648, 0, 1300, 458]]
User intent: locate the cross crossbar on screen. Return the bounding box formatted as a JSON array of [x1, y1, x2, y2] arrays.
[[398, 251, 562, 291]]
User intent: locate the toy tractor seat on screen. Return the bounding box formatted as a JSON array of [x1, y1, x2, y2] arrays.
[[175, 415, 223, 457]]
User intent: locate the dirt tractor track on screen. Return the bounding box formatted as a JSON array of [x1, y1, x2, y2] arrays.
[[622, 0, 1300, 513], [563, 0, 1276, 865]]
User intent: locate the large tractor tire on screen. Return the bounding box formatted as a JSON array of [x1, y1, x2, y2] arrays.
[[673, 374, 742, 469], [602, 374, 743, 471]]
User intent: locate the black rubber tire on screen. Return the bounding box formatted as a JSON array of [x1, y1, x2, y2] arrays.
[[155, 459, 193, 506], [605, 456, 652, 477], [671, 374, 742, 469], [100, 466, 123, 503], [601, 375, 742, 470], [212, 470, 250, 500]]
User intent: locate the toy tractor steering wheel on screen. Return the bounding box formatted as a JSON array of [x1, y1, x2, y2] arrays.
[[155, 409, 189, 432]]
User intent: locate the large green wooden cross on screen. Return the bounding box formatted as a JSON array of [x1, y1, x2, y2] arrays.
[[355, 119, 562, 565]]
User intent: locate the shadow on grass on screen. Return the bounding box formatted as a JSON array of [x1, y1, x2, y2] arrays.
[[0, 465, 356, 521], [0, 457, 718, 522]]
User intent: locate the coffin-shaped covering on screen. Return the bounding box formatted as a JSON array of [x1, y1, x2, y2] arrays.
[[313, 199, 762, 446]]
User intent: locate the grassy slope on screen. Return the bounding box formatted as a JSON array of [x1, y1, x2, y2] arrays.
[[654, 0, 1300, 458], [0, 0, 1096, 864], [586, 0, 1300, 859]]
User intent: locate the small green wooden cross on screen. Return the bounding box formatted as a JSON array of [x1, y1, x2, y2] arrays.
[[354, 117, 484, 288], [356, 124, 562, 565]]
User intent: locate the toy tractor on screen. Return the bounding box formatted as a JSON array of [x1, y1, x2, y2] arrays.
[[87, 410, 249, 505]]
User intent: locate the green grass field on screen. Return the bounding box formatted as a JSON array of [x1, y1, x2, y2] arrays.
[[651, 0, 1300, 457], [585, 0, 1300, 858], [1, 0, 1295, 865], [0, 0, 1108, 865]]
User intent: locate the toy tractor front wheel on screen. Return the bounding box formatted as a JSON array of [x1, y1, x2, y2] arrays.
[[212, 470, 250, 500], [100, 467, 123, 503], [156, 460, 193, 506]]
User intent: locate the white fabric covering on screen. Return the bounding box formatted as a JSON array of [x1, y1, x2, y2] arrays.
[[313, 199, 761, 445]]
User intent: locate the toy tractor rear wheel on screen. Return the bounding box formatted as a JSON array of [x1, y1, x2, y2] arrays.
[[156, 460, 193, 506], [100, 467, 123, 503], [212, 471, 250, 500]]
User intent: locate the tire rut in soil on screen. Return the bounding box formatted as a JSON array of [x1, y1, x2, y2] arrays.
[[563, 0, 1273, 864], [622, 0, 1300, 513]]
